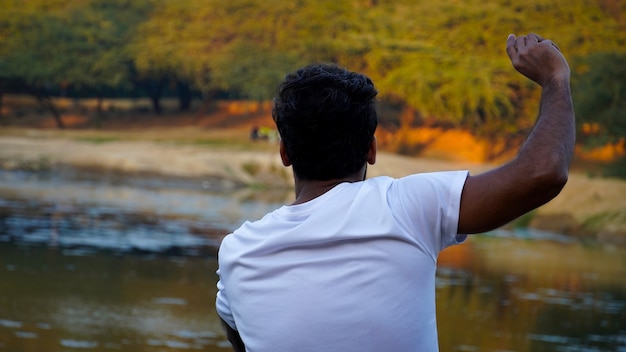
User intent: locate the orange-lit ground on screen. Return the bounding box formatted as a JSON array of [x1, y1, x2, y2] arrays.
[[3, 96, 623, 164]]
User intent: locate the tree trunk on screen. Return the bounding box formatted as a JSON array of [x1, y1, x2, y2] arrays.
[[150, 95, 162, 114], [147, 79, 164, 114], [96, 96, 103, 114], [35, 93, 64, 128], [93, 96, 104, 128], [194, 97, 212, 124], [177, 81, 192, 111]]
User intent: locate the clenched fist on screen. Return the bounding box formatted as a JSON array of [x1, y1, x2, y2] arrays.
[[506, 33, 570, 87]]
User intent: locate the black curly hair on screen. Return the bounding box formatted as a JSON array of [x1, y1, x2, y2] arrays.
[[272, 63, 378, 181]]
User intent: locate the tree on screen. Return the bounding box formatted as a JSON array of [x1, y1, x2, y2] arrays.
[[0, 0, 74, 126], [0, 0, 153, 125], [128, 0, 204, 113], [210, 42, 301, 101], [352, 0, 626, 159], [2, 0, 625, 139], [130, 0, 398, 104], [572, 52, 626, 147]]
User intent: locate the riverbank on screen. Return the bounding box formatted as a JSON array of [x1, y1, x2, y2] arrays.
[[1, 126, 625, 244]]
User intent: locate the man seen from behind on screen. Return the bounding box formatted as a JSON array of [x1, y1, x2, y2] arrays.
[[216, 33, 574, 351]]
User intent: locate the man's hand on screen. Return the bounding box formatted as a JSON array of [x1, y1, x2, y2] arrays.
[[506, 33, 570, 87]]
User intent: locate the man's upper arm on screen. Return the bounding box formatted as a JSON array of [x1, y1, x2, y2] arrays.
[[458, 160, 566, 235]]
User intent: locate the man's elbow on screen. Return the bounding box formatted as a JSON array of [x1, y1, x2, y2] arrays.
[[544, 171, 568, 202], [531, 163, 569, 205]]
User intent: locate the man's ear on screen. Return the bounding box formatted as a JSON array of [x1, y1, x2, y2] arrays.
[[367, 136, 377, 165], [280, 140, 292, 166]]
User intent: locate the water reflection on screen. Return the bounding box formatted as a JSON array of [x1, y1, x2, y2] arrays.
[[2, 238, 623, 351], [437, 236, 626, 351], [0, 244, 231, 351]]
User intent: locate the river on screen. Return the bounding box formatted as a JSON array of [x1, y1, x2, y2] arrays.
[[0, 169, 624, 351]]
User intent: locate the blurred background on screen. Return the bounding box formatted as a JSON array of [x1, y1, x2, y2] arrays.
[[0, 0, 625, 351]]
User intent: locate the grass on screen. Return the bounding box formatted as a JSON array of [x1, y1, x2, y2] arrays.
[[0, 125, 277, 152], [76, 137, 120, 144], [170, 137, 277, 152], [241, 161, 262, 176], [583, 211, 626, 233], [510, 210, 536, 229]]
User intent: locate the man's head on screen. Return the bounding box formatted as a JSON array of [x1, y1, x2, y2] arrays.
[[272, 63, 378, 181]]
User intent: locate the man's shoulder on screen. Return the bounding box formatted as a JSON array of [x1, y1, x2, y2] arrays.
[[220, 207, 285, 243], [366, 171, 468, 191]]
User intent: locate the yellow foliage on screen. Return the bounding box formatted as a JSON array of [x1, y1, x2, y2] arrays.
[[218, 100, 267, 115], [576, 138, 626, 162], [581, 122, 601, 135], [379, 127, 491, 162]]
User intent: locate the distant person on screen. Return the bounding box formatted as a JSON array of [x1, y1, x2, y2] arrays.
[[216, 33, 574, 351], [250, 126, 260, 141]]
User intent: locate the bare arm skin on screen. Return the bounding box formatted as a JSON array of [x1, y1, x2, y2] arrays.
[[221, 317, 246, 352], [458, 33, 575, 234]]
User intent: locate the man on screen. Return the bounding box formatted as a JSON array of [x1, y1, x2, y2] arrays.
[[216, 33, 574, 351]]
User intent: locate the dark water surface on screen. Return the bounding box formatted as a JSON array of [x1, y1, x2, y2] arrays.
[[0, 170, 625, 351], [0, 244, 228, 351]]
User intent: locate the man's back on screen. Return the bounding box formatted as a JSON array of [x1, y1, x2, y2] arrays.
[[217, 172, 467, 351]]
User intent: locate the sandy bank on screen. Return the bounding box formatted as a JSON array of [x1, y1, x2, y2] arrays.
[[1, 131, 624, 244]]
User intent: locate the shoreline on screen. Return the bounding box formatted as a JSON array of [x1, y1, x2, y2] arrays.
[[1, 129, 625, 244]]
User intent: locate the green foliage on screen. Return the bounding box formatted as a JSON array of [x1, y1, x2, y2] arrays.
[[0, 0, 154, 90], [210, 42, 302, 100], [1, 0, 625, 141], [367, 0, 625, 139], [572, 52, 626, 147], [604, 156, 626, 179]]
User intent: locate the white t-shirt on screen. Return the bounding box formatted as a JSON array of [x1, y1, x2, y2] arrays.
[[216, 171, 468, 352]]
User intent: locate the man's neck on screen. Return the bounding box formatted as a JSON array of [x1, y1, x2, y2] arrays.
[[291, 167, 367, 205]]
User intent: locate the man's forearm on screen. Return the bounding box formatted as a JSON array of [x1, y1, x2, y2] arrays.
[[517, 77, 575, 185]]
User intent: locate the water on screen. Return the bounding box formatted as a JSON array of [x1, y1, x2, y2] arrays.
[[1, 170, 625, 351], [0, 244, 228, 351], [0, 169, 287, 255], [436, 235, 626, 351]]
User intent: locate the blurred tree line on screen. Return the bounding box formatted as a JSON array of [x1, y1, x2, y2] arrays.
[[0, 0, 624, 155]]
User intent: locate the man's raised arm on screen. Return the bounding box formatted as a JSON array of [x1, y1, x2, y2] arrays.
[[458, 33, 575, 234]]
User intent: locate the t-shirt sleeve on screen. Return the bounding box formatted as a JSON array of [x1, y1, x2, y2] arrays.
[[388, 170, 469, 260], [215, 268, 237, 330]]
